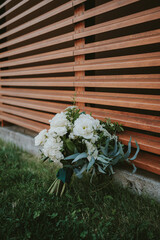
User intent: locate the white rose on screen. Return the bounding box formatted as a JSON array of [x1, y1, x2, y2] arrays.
[[43, 137, 63, 157], [73, 114, 97, 139], [49, 126, 67, 137], [35, 129, 48, 146], [49, 112, 68, 128]]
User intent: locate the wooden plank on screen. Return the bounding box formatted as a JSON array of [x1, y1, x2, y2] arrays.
[[84, 106, 160, 133], [0, 62, 74, 76], [0, 16, 73, 49], [118, 131, 160, 155], [0, 96, 69, 113], [74, 0, 139, 23], [0, 88, 160, 111], [0, 0, 13, 9], [0, 0, 29, 19], [0, 88, 75, 102], [0, 1, 74, 39], [0, 47, 74, 68], [74, 53, 160, 71], [0, 112, 49, 132], [74, 31, 160, 56], [74, 7, 160, 39], [72, 0, 87, 6], [134, 151, 160, 175], [0, 0, 86, 29], [0, 77, 75, 86], [0, 0, 54, 29], [77, 94, 160, 111], [0, 104, 53, 124], [0, 32, 74, 58]]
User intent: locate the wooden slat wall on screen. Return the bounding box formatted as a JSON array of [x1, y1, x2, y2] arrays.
[[0, 0, 160, 175]]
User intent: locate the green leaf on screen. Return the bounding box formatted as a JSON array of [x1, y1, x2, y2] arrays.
[[75, 163, 87, 176], [130, 140, 140, 160], [64, 153, 80, 160], [124, 137, 132, 159], [112, 155, 122, 165], [56, 168, 66, 183], [72, 152, 87, 163], [109, 139, 117, 156], [33, 211, 41, 219], [74, 168, 83, 178], [131, 163, 137, 173], [65, 139, 76, 153], [109, 165, 115, 175], [87, 157, 95, 172], [97, 165, 106, 174], [97, 156, 110, 164]]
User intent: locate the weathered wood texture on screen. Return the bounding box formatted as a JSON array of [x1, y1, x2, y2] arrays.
[[0, 0, 159, 175]]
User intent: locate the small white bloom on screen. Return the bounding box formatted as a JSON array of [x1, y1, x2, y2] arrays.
[[50, 126, 67, 137], [42, 136, 64, 163], [35, 129, 48, 146], [49, 112, 68, 128], [73, 114, 97, 139]]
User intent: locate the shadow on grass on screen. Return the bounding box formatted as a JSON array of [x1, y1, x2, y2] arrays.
[[0, 139, 159, 240]]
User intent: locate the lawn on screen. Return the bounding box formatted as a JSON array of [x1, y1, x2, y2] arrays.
[[0, 139, 159, 240]]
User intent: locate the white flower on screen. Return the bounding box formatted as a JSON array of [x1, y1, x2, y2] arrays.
[[49, 126, 67, 137], [42, 137, 64, 163], [35, 129, 48, 146], [49, 112, 68, 128], [73, 114, 98, 139]]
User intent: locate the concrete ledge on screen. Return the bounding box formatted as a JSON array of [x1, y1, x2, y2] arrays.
[[0, 126, 39, 156], [0, 126, 160, 201]]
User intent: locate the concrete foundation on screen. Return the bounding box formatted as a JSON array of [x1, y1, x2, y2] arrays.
[[0, 126, 160, 202]]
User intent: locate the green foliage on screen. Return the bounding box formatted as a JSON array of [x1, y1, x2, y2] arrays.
[[104, 118, 124, 135], [0, 140, 160, 240]]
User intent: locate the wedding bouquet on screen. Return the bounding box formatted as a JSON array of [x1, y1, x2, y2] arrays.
[[35, 106, 139, 196]]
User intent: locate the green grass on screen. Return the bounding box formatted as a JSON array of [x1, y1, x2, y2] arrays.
[[0, 139, 160, 240]]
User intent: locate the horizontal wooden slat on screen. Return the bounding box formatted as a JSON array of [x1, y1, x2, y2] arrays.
[[1, 88, 159, 100], [0, 32, 74, 58], [0, 104, 53, 124], [0, 79, 159, 89], [0, 88, 74, 102], [0, 0, 13, 9], [0, 77, 76, 86], [0, 0, 86, 29], [0, 0, 29, 19], [84, 106, 160, 133], [118, 130, 160, 155], [0, 16, 73, 49], [0, 62, 74, 76], [1, 30, 160, 68], [77, 94, 160, 111], [75, 58, 160, 71], [1, 75, 159, 89], [134, 151, 160, 175], [0, 89, 159, 111], [0, 1, 74, 39], [1, 53, 159, 76], [74, 7, 160, 39], [0, 96, 69, 113], [0, 47, 74, 67], [0, 0, 53, 29], [0, 112, 49, 132], [74, 0, 139, 23], [74, 30, 160, 56]]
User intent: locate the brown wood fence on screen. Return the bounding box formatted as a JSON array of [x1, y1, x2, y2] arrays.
[[0, 0, 160, 174]]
